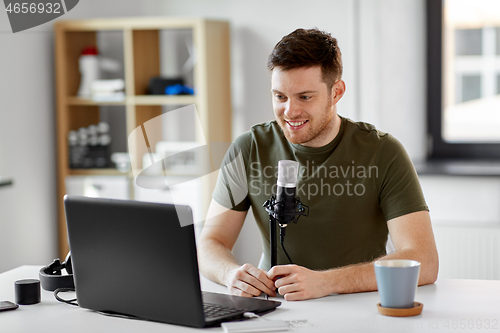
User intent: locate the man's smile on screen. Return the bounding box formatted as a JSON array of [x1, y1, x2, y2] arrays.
[[286, 120, 309, 130]]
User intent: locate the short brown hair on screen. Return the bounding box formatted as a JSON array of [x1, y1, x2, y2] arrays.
[[267, 28, 343, 89]]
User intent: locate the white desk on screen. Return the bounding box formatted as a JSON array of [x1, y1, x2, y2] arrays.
[[1, 266, 499, 332]]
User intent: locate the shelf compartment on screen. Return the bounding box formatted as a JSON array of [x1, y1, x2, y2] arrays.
[[131, 27, 195, 97], [66, 105, 127, 170], [59, 30, 125, 97]]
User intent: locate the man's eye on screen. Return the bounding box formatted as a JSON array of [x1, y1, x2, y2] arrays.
[[300, 95, 311, 100], [275, 95, 286, 100]]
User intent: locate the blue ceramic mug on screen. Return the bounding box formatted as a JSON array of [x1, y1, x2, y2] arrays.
[[374, 259, 421, 309]]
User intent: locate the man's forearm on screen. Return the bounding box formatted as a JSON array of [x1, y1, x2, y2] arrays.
[[326, 211, 439, 295], [325, 248, 439, 295], [197, 238, 240, 287]]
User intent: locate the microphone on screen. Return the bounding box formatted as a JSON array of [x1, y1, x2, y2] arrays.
[[263, 160, 308, 267], [276, 160, 300, 226]]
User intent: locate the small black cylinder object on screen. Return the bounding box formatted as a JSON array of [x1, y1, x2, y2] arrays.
[[15, 279, 41, 305]]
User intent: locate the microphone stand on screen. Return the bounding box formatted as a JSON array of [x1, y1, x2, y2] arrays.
[[270, 212, 278, 268], [263, 196, 309, 267]]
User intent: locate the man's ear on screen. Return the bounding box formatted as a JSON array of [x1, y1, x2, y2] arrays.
[[331, 80, 346, 104]]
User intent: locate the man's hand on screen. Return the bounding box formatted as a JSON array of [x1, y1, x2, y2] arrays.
[[225, 263, 276, 297], [267, 264, 331, 301]]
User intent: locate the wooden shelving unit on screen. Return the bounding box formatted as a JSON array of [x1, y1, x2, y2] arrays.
[[54, 17, 232, 258]]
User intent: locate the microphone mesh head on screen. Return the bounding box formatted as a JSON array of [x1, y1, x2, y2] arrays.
[[277, 160, 299, 187]]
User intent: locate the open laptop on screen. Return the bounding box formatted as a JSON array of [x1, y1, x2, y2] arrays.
[[63, 195, 280, 328]]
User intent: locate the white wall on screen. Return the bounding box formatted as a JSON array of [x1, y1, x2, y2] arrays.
[[0, 14, 58, 272], [358, 0, 427, 162], [0, 0, 439, 272]]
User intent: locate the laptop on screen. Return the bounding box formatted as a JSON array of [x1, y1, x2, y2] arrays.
[[63, 195, 281, 328]]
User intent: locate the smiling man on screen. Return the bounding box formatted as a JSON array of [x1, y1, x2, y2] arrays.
[[198, 28, 438, 301]]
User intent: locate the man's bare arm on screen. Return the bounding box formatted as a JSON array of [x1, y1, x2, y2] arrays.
[[268, 210, 439, 300], [198, 199, 276, 297]]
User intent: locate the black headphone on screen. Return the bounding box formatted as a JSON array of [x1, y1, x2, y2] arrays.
[[39, 252, 74, 291]]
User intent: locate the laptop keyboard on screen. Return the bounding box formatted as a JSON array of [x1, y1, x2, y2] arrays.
[[203, 302, 244, 320]]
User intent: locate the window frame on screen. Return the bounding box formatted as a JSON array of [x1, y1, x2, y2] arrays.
[[426, 0, 500, 160]]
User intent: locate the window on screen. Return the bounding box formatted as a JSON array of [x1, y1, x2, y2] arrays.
[[427, 0, 500, 159]]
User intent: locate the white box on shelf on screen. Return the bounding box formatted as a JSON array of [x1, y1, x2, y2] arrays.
[[65, 176, 129, 200]]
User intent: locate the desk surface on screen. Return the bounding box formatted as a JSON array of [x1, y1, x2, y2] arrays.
[[1, 266, 499, 332]]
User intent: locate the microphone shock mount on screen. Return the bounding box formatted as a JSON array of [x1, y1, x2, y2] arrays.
[[263, 195, 309, 266]]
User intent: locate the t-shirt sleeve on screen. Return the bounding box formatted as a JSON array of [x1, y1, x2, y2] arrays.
[[376, 134, 429, 221], [212, 133, 252, 211]]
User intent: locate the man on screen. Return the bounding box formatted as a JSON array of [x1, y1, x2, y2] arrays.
[[198, 28, 438, 301]]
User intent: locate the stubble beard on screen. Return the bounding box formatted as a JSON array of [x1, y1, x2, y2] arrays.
[[279, 106, 335, 146]]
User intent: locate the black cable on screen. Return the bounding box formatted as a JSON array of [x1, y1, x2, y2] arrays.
[[53, 288, 145, 321], [54, 287, 78, 306], [280, 227, 293, 264]]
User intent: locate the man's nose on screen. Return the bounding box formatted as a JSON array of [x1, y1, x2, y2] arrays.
[[284, 100, 301, 119]]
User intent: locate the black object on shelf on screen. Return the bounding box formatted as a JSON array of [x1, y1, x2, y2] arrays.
[[69, 145, 111, 169], [148, 77, 184, 95]]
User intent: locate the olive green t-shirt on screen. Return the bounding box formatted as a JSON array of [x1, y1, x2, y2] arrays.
[[212, 116, 428, 270]]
